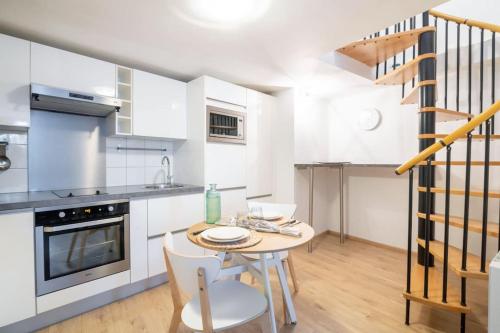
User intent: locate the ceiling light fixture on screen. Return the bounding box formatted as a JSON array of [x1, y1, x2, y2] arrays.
[[173, 0, 270, 28]]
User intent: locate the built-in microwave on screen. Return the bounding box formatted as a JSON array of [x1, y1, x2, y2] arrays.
[[206, 105, 246, 144]]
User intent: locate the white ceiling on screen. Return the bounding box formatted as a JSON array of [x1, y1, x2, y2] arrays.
[[0, 0, 445, 93]]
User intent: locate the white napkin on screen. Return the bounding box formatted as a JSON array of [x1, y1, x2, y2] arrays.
[[279, 226, 302, 237]]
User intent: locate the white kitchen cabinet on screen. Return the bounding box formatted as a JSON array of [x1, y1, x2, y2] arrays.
[[31, 43, 116, 97], [133, 69, 187, 139], [148, 193, 204, 237], [205, 142, 246, 189], [220, 188, 247, 218], [0, 34, 30, 129], [204, 76, 247, 107], [246, 89, 275, 198], [37, 271, 130, 313], [130, 199, 148, 283], [147, 231, 204, 278], [0, 210, 36, 327]]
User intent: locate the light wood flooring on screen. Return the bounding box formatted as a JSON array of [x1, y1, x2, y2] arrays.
[[38, 233, 488, 333]]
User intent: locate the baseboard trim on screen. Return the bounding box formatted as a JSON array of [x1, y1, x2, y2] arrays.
[[325, 230, 406, 253]]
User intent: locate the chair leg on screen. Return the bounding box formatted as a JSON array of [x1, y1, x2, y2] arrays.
[[286, 252, 299, 293], [168, 309, 182, 333], [259, 310, 273, 333]]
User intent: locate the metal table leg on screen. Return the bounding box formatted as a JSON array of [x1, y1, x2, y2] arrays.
[[259, 253, 277, 333], [273, 252, 297, 324], [339, 165, 345, 244], [308, 166, 314, 253]]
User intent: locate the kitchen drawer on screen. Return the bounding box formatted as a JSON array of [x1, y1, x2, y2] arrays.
[[36, 271, 130, 313], [204, 76, 247, 107], [147, 231, 204, 278], [147, 193, 204, 237]]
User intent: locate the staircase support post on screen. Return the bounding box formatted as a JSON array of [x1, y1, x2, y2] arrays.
[[417, 11, 436, 266]]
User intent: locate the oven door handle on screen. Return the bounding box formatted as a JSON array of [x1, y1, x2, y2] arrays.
[[43, 216, 124, 233]]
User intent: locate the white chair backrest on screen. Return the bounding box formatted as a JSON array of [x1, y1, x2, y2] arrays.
[[247, 201, 297, 220], [163, 232, 222, 296]]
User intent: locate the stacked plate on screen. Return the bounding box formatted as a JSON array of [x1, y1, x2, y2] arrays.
[[201, 227, 251, 243]]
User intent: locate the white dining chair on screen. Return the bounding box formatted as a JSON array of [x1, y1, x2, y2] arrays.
[[162, 232, 271, 333], [244, 201, 299, 292]]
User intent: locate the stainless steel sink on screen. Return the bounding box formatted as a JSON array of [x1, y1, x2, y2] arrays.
[[144, 184, 183, 190]]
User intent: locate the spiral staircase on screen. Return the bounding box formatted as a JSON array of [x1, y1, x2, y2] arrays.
[[337, 9, 499, 333]]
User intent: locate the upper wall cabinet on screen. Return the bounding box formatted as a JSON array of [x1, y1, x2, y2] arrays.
[[30, 43, 116, 97], [246, 89, 274, 198], [204, 76, 247, 107], [0, 34, 30, 129], [132, 69, 187, 140]]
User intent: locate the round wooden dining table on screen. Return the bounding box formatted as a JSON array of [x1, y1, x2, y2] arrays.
[[186, 220, 314, 333]]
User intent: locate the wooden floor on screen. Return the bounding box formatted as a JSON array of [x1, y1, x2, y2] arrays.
[[38, 234, 488, 333]]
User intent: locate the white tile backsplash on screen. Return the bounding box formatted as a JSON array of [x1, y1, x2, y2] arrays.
[[145, 166, 166, 184], [0, 130, 28, 193], [106, 167, 126, 187], [106, 146, 126, 168], [0, 132, 176, 192], [105, 137, 175, 187], [126, 167, 145, 186], [0, 168, 28, 193], [6, 143, 27, 169]]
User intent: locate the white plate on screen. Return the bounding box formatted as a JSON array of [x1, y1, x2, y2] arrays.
[[201, 227, 250, 243], [250, 211, 283, 221]]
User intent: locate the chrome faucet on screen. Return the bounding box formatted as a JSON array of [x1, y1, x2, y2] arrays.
[[161, 155, 172, 185]]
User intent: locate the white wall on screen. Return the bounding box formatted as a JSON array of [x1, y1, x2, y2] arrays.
[[272, 89, 295, 204]]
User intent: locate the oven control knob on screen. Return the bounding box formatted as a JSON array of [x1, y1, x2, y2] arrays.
[[58, 211, 66, 218], [108, 205, 114, 212]]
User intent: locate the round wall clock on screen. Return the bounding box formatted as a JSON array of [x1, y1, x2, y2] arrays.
[[358, 108, 382, 131]]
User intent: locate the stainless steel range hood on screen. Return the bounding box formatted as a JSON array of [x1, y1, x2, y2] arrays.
[[31, 83, 121, 117]]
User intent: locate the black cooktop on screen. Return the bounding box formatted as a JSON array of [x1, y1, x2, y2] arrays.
[[51, 188, 108, 198]]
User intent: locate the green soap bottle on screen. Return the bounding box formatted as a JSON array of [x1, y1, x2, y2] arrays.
[[205, 184, 221, 224]]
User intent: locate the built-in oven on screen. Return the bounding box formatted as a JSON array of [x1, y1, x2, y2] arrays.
[[35, 200, 130, 296], [206, 105, 246, 144]]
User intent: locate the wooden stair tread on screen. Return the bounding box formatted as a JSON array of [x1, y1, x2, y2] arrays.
[[403, 264, 470, 313], [375, 53, 436, 85], [418, 133, 500, 140], [401, 80, 436, 105], [416, 212, 499, 238], [417, 161, 500, 166], [416, 238, 489, 280], [337, 27, 436, 67], [417, 186, 500, 199], [419, 107, 473, 122]]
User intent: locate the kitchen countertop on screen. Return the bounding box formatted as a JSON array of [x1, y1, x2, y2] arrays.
[[294, 162, 401, 168], [0, 184, 205, 211]]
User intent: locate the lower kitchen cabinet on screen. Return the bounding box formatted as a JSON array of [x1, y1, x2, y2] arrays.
[[130, 199, 148, 283], [148, 193, 204, 237], [0, 210, 36, 327], [147, 231, 204, 278]]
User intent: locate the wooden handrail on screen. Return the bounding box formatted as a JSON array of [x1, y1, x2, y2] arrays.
[[429, 9, 500, 33], [396, 100, 500, 175]]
